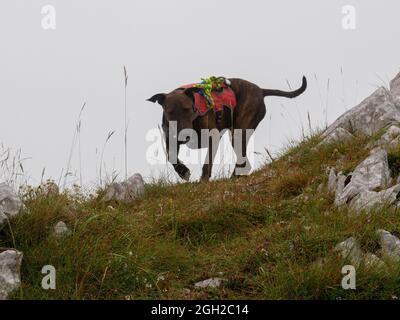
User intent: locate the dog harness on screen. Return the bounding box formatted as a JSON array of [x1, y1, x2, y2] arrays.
[[179, 76, 237, 117]]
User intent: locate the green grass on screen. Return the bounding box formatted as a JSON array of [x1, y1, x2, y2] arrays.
[[2, 133, 400, 300]]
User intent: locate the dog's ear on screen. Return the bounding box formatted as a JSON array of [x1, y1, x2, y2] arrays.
[[183, 87, 202, 99], [147, 93, 166, 105]]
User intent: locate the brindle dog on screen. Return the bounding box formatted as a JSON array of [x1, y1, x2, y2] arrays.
[[148, 76, 307, 181]]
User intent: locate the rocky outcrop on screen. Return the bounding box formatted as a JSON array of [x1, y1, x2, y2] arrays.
[[321, 72, 400, 212], [390, 72, 400, 109], [0, 250, 23, 300], [323, 86, 400, 138], [335, 230, 400, 270], [350, 184, 400, 211], [327, 147, 400, 211], [102, 173, 145, 203], [0, 183, 22, 226], [332, 149, 394, 208]]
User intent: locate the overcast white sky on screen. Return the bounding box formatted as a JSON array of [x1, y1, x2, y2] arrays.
[[0, 0, 400, 188]]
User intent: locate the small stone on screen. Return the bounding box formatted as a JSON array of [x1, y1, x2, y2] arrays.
[[0, 183, 22, 226], [377, 229, 400, 260], [157, 275, 165, 281], [334, 237, 363, 267], [316, 183, 324, 193], [328, 168, 337, 194], [363, 253, 384, 269], [334, 172, 347, 204], [40, 181, 60, 196], [102, 173, 145, 203], [194, 278, 226, 289], [54, 221, 70, 237]]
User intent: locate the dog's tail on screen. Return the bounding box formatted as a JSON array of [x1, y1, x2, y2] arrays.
[[262, 76, 307, 98]]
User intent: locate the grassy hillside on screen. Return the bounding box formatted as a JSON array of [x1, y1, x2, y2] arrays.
[[2, 132, 400, 300]]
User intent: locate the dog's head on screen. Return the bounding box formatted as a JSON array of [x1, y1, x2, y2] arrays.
[[147, 87, 201, 132]]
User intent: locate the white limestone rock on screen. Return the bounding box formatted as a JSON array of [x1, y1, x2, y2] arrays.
[[350, 184, 400, 211], [334, 237, 363, 267], [0, 250, 23, 300], [335, 149, 391, 207], [364, 253, 385, 269], [102, 173, 145, 203], [390, 71, 400, 109], [194, 278, 226, 289], [0, 183, 22, 226], [377, 229, 400, 260], [327, 168, 337, 194], [318, 128, 354, 147], [323, 87, 400, 138], [54, 221, 70, 237]]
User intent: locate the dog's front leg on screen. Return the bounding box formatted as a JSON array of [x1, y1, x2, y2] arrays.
[[165, 133, 191, 181], [201, 131, 220, 181], [173, 161, 191, 181]]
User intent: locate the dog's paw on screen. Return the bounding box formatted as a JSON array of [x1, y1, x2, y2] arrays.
[[181, 170, 191, 182], [174, 163, 191, 182]]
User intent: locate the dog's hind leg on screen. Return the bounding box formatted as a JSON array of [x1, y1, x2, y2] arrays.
[[231, 128, 253, 177], [231, 101, 266, 178], [201, 129, 220, 181]]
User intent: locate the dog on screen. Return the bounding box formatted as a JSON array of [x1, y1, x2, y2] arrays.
[[148, 76, 307, 181]]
